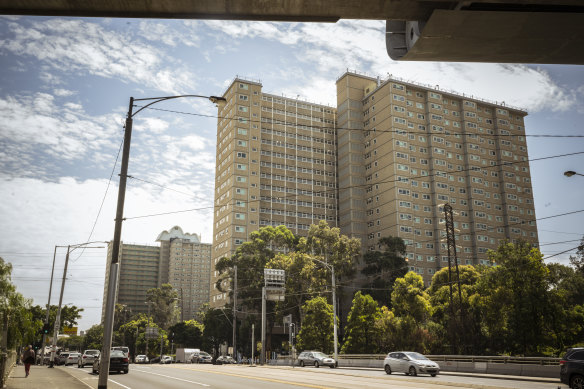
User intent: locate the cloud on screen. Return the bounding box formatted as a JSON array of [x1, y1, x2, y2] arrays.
[[0, 176, 214, 330], [0, 19, 197, 95], [138, 20, 201, 47], [202, 20, 579, 113], [0, 92, 121, 178]]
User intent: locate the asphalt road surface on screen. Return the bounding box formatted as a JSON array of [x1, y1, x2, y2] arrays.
[[62, 363, 568, 389]]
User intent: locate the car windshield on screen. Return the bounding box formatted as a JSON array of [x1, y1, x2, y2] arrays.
[[200, 352, 210, 357], [405, 352, 428, 360], [86, 351, 99, 355], [110, 351, 125, 357], [313, 352, 328, 358]]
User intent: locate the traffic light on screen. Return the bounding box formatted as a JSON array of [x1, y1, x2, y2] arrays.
[[42, 323, 51, 335]]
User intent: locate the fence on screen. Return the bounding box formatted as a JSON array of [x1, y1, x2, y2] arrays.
[[272, 354, 561, 378], [0, 351, 18, 387]]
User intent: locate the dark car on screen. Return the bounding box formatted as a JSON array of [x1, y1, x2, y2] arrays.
[[561, 347, 584, 389], [92, 350, 129, 374]]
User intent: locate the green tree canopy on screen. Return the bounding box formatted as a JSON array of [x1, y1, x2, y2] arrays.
[[361, 236, 408, 308], [340, 291, 381, 354], [168, 320, 204, 348], [296, 297, 334, 353], [391, 271, 431, 326], [146, 283, 180, 330]]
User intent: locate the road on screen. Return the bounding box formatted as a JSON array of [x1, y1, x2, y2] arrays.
[[61, 363, 567, 389]]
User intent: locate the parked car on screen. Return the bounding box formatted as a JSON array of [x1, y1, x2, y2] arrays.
[[161, 355, 173, 364], [560, 347, 584, 389], [112, 346, 130, 357], [135, 355, 149, 364], [78, 349, 100, 368], [92, 350, 129, 374], [149, 356, 161, 364], [384, 352, 440, 377], [216, 356, 236, 364], [65, 352, 81, 366], [57, 352, 70, 366], [297, 351, 337, 368], [191, 351, 213, 364]]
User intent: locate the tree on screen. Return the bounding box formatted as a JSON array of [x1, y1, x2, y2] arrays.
[[201, 306, 232, 357], [117, 315, 166, 358], [361, 236, 408, 308], [474, 240, 550, 355], [391, 272, 431, 326], [83, 324, 104, 350], [340, 292, 381, 354], [1, 257, 37, 349], [296, 297, 334, 353], [146, 284, 180, 330], [428, 265, 481, 354], [168, 320, 204, 348], [30, 304, 84, 331]]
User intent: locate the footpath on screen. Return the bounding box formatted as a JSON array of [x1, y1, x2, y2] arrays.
[[5, 365, 89, 389]]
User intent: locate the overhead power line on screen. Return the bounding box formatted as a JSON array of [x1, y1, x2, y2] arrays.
[[135, 104, 584, 139]]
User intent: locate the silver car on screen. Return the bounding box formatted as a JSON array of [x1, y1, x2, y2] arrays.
[[78, 349, 100, 367], [297, 351, 337, 368], [384, 352, 440, 377]]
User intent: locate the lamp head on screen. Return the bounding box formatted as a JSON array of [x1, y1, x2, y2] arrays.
[[564, 170, 577, 177], [209, 96, 227, 109]]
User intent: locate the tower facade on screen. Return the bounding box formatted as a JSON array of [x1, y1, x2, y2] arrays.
[[211, 77, 338, 306], [336, 72, 538, 285]]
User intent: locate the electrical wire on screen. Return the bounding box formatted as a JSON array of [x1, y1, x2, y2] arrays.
[[72, 134, 124, 262], [122, 150, 584, 220], [135, 104, 584, 139]]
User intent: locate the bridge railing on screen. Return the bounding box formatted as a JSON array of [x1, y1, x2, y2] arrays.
[[336, 354, 560, 365]]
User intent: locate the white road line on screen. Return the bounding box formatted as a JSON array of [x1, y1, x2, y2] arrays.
[[109, 378, 132, 389], [134, 369, 210, 387]]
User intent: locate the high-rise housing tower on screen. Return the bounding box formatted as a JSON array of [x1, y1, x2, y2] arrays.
[[210, 77, 338, 306], [101, 226, 211, 322], [336, 72, 538, 284], [157, 226, 212, 320]]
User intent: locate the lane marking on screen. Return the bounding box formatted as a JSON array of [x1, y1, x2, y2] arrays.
[[108, 378, 132, 389], [169, 365, 333, 389], [70, 373, 94, 389], [134, 368, 210, 387]]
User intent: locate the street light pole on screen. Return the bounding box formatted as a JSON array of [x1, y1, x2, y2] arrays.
[[98, 94, 226, 389], [312, 258, 338, 362], [49, 242, 104, 368], [41, 245, 58, 366]]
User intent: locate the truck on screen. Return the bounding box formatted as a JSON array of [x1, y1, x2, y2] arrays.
[[175, 348, 200, 363]]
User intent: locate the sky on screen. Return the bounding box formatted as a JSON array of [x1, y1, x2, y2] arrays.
[[0, 16, 583, 332]]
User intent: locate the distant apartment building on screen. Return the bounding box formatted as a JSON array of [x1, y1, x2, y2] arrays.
[[101, 226, 211, 322], [101, 242, 160, 320], [210, 73, 539, 302], [157, 226, 212, 320]]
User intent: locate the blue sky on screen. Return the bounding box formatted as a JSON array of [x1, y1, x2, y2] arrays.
[[1, 16, 583, 331]]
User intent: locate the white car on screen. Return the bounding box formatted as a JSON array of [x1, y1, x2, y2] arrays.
[[161, 355, 173, 364], [78, 349, 100, 368], [65, 352, 81, 366], [135, 355, 149, 364], [384, 352, 440, 377]]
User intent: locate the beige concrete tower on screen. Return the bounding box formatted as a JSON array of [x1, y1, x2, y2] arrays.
[[336, 71, 538, 286], [157, 226, 211, 320], [211, 77, 338, 307]]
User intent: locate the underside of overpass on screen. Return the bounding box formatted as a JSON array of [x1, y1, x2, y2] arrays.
[[1, 0, 583, 64]]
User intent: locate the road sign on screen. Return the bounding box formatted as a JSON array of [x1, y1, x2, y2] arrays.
[[145, 327, 159, 339]]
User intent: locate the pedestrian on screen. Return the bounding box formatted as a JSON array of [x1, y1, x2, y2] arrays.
[[21, 345, 35, 377]]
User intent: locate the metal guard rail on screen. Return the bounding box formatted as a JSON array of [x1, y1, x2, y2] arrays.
[[333, 354, 560, 365]]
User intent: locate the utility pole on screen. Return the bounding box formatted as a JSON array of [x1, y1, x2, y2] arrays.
[[260, 286, 266, 365], [331, 265, 338, 363], [98, 97, 134, 389], [251, 324, 254, 365], [98, 94, 225, 389], [232, 265, 237, 360], [145, 302, 151, 358], [49, 245, 71, 367], [41, 246, 58, 366]]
